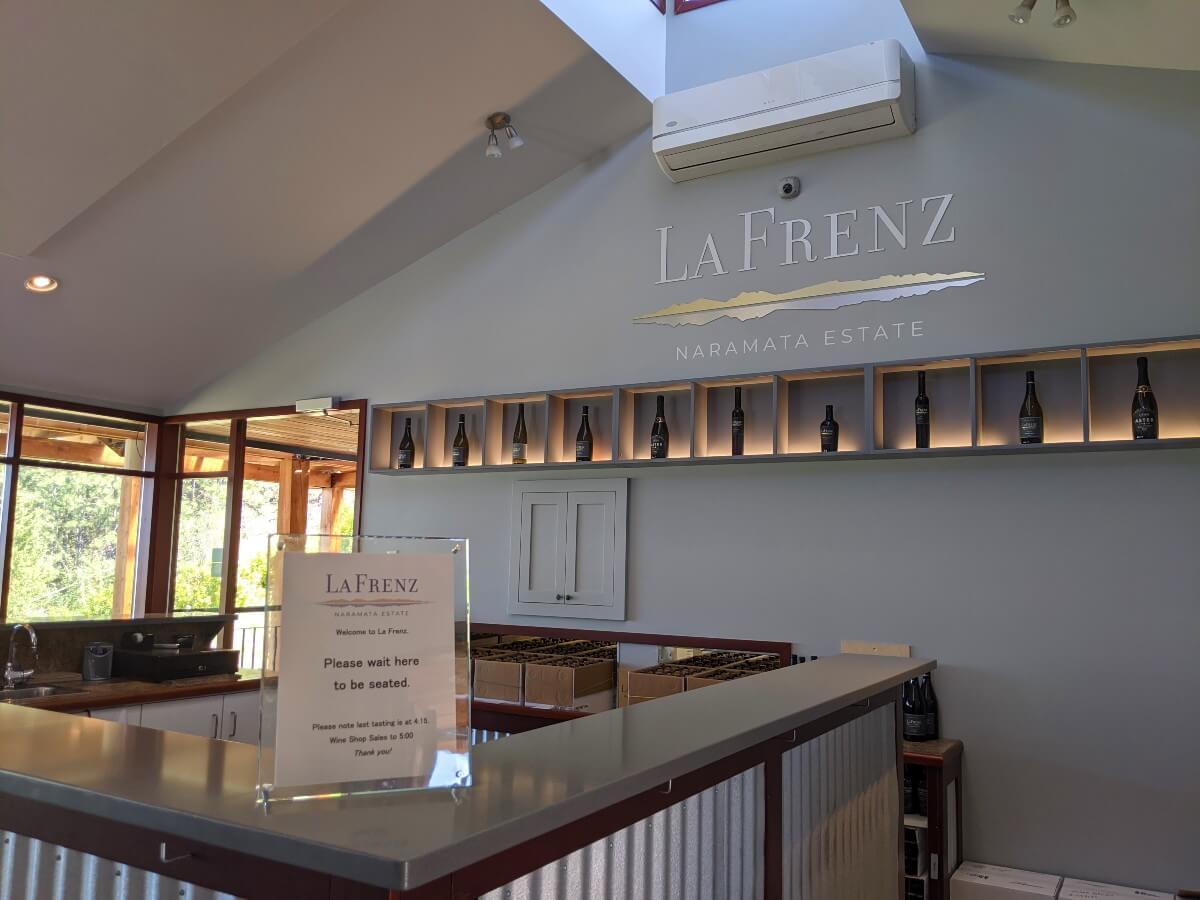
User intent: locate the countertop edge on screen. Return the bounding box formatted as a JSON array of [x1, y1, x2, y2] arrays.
[[0, 656, 934, 891]]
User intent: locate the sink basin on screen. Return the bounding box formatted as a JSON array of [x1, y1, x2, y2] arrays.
[[0, 685, 86, 703]]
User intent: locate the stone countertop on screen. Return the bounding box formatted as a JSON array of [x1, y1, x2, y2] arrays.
[[0, 654, 932, 891], [9, 670, 262, 713]]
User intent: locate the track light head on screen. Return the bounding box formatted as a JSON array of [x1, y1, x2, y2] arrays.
[[1009, 0, 1037, 25], [1052, 0, 1076, 27], [485, 131, 502, 159], [504, 125, 525, 150]]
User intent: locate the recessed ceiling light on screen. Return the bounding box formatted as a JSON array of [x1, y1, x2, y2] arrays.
[[24, 274, 59, 293]]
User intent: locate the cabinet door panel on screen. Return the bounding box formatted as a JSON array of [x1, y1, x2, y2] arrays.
[[88, 705, 141, 725], [518, 492, 566, 605], [221, 690, 261, 743], [565, 491, 615, 606], [140, 695, 223, 738]]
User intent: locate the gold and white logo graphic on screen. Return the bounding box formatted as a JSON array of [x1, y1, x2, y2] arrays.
[[634, 272, 985, 327]]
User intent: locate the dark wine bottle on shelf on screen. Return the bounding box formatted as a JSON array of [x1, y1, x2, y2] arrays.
[[820, 404, 839, 452], [650, 395, 669, 459], [1018, 370, 1044, 445], [395, 417, 415, 469], [902, 678, 926, 741], [920, 673, 939, 741], [512, 403, 528, 464], [731, 386, 745, 456], [1131, 356, 1159, 440], [915, 370, 930, 449], [452, 414, 469, 466], [575, 405, 593, 461]]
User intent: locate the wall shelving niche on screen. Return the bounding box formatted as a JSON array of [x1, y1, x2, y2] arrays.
[[369, 336, 1200, 475]]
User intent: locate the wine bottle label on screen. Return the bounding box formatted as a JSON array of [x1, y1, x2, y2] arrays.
[[820, 424, 834, 438], [512, 442, 527, 461], [922, 713, 936, 738], [396, 449, 414, 468], [452, 447, 467, 465], [1132, 409, 1157, 439], [903, 713, 925, 737], [650, 435, 666, 457], [732, 421, 743, 435], [1019, 416, 1043, 441], [576, 441, 591, 460], [915, 404, 929, 425]]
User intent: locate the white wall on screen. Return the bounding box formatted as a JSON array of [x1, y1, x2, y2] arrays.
[[177, 47, 1200, 893], [540, 0, 665, 100]]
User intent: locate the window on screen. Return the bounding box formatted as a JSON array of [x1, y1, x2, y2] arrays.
[[2, 403, 153, 622], [170, 420, 233, 616], [8, 467, 143, 620]]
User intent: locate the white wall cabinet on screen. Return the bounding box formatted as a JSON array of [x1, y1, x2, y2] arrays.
[[509, 478, 627, 620]]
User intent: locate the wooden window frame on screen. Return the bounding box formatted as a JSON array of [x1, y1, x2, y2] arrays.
[[0, 394, 161, 623], [674, 0, 730, 13], [0, 394, 368, 629]]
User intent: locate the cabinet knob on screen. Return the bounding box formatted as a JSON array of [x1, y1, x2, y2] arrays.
[[555, 593, 564, 601]]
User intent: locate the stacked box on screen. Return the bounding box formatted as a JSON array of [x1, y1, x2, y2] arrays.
[[498, 636, 569, 653], [554, 640, 618, 659], [723, 655, 782, 673], [524, 656, 615, 708], [685, 667, 748, 690], [684, 650, 762, 669], [472, 651, 556, 703], [626, 663, 696, 704]]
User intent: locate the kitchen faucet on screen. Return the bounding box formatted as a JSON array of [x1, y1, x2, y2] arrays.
[[4, 624, 38, 689]]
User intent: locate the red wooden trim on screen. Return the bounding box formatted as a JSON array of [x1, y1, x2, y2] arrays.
[[650, 0, 666, 11], [0, 390, 162, 423], [473, 621, 791, 665], [763, 750, 783, 900], [470, 703, 587, 734], [219, 419, 248, 648], [10, 458, 154, 478], [144, 425, 183, 615], [0, 403, 23, 622], [674, 0, 729, 13], [896, 689, 906, 900], [342, 399, 368, 535], [164, 405, 296, 424]]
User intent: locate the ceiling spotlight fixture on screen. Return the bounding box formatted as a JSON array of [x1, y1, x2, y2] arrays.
[[1008, 0, 1037, 24], [1052, 0, 1076, 27], [24, 274, 59, 293], [485, 131, 502, 159], [485, 112, 524, 159]]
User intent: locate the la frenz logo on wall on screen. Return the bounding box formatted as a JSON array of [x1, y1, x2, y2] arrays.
[[636, 193, 984, 362]]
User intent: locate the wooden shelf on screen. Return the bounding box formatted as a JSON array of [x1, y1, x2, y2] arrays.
[[370, 335, 1200, 475]]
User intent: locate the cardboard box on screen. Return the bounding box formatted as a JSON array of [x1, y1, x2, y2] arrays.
[[1057, 879, 1173, 899], [554, 640, 618, 659], [950, 862, 1061, 900], [472, 651, 554, 703], [524, 656, 615, 708], [684, 650, 763, 669], [685, 667, 747, 690], [497, 636, 567, 653], [724, 655, 782, 673], [626, 664, 694, 704]]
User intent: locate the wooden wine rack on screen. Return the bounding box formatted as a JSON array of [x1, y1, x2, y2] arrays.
[[369, 335, 1200, 474]]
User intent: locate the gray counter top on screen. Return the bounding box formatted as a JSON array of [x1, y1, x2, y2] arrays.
[[0, 653, 932, 890]]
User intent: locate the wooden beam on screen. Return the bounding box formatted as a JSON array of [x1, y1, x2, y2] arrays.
[[18, 435, 125, 467], [111, 476, 141, 617], [277, 457, 310, 536], [143, 425, 182, 615]]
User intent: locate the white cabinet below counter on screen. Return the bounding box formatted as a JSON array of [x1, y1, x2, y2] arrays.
[[80, 691, 261, 744], [140, 695, 224, 739]]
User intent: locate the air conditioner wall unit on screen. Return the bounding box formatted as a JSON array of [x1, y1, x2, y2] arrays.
[[652, 40, 916, 183]]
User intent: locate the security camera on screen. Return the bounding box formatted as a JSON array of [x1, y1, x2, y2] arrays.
[[778, 176, 801, 199]]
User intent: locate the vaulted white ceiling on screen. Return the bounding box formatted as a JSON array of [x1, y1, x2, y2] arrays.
[[0, 0, 649, 411], [900, 0, 1200, 70]]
